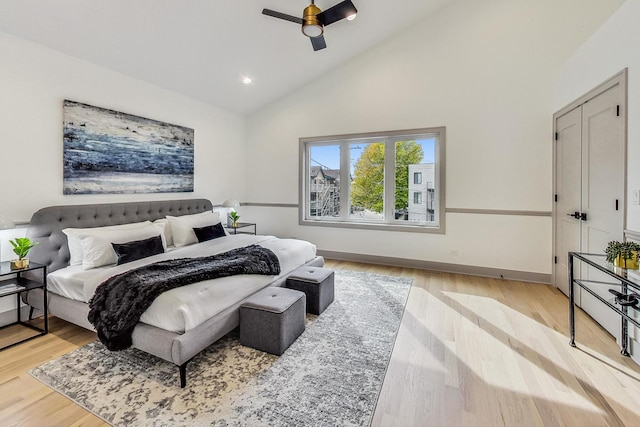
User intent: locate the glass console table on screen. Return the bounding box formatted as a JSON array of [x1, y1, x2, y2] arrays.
[[569, 252, 640, 356]]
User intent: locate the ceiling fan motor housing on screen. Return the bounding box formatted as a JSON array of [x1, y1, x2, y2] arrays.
[[302, 3, 323, 38]]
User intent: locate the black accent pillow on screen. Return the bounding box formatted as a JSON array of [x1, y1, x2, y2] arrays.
[[112, 235, 164, 265], [193, 223, 226, 242]]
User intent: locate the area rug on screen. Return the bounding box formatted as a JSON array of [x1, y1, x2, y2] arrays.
[[29, 270, 411, 426]]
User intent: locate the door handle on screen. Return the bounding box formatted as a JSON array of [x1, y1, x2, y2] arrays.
[[566, 211, 587, 221]]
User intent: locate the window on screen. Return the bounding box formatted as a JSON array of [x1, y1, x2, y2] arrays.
[[300, 127, 445, 233]]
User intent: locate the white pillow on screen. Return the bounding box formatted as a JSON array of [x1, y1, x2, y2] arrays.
[[79, 223, 167, 270], [63, 221, 152, 266], [153, 218, 174, 247], [167, 211, 221, 247]]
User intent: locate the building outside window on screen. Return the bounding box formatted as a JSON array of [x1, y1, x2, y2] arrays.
[[300, 127, 445, 233], [408, 164, 435, 222], [309, 165, 340, 217]]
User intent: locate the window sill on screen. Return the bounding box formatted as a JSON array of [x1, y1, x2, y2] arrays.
[[299, 219, 444, 234]]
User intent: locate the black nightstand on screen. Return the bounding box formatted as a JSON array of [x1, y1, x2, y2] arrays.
[[224, 222, 257, 235], [0, 261, 48, 350]]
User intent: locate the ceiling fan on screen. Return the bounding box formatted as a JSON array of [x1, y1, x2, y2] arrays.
[[262, 1, 358, 51]]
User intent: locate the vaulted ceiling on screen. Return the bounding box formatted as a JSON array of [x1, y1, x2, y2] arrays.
[[0, 0, 455, 115]]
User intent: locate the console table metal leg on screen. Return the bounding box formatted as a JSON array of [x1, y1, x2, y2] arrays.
[[569, 253, 576, 347], [621, 309, 630, 356], [621, 281, 630, 356]]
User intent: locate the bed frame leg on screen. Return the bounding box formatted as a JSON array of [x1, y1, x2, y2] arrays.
[[179, 362, 188, 388]]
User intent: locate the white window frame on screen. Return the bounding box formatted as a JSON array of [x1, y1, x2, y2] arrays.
[[299, 127, 446, 234]]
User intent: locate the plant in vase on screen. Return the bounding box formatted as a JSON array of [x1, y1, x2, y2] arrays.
[[9, 237, 38, 269], [605, 240, 640, 269], [228, 211, 241, 227]]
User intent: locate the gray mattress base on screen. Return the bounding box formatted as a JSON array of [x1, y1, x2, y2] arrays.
[[26, 255, 325, 366]]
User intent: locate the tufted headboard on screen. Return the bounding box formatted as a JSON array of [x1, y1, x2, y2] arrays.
[[25, 199, 213, 276]]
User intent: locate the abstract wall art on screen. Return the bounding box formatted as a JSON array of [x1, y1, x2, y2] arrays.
[[63, 100, 194, 194]]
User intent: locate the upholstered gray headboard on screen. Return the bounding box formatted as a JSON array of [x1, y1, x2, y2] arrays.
[[26, 199, 213, 275]]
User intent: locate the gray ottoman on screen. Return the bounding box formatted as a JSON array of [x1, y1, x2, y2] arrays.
[[240, 287, 306, 355], [286, 266, 335, 315]]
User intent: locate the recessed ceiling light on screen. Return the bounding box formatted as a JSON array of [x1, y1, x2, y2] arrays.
[[347, 13, 357, 21], [242, 77, 252, 85]]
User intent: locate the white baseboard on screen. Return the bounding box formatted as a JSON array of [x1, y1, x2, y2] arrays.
[[318, 250, 551, 284]]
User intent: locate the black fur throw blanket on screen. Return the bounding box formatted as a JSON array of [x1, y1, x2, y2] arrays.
[[88, 244, 280, 351]]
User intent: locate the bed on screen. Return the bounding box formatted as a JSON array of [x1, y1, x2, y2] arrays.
[[22, 199, 323, 387]]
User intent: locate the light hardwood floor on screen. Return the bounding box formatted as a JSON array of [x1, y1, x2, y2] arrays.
[[2, 260, 640, 426]]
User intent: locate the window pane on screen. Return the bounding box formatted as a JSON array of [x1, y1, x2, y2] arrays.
[[396, 138, 436, 223], [309, 145, 341, 218], [414, 172, 422, 184], [349, 142, 385, 221]]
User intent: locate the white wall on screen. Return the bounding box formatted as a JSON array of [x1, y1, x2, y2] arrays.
[[244, 0, 623, 275], [553, 0, 640, 233], [0, 31, 247, 224]]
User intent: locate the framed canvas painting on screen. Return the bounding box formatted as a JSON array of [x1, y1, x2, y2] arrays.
[[63, 100, 194, 194]]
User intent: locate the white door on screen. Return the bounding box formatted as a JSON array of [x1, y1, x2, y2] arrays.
[[554, 106, 582, 299], [554, 76, 626, 340], [579, 85, 625, 339]]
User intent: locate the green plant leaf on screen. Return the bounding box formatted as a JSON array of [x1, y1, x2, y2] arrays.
[[8, 237, 38, 259]]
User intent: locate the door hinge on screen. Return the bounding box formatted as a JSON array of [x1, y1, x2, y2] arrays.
[[617, 105, 620, 117], [554, 256, 558, 264], [555, 132, 558, 141], [554, 194, 558, 202]]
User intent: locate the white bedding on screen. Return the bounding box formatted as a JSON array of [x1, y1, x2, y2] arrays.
[[47, 234, 317, 333]]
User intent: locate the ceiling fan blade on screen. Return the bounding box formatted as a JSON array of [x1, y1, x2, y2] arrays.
[[311, 35, 327, 51], [317, 0, 357, 26], [262, 8, 304, 25]]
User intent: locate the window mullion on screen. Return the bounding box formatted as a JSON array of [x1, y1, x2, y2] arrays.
[[383, 139, 395, 224], [340, 142, 350, 221]]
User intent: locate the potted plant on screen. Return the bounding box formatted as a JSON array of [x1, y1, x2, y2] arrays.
[[605, 240, 640, 269], [9, 237, 38, 269], [228, 211, 241, 228]]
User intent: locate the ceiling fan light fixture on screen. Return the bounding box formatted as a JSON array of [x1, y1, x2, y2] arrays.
[[302, 23, 323, 37], [302, 3, 324, 38]]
